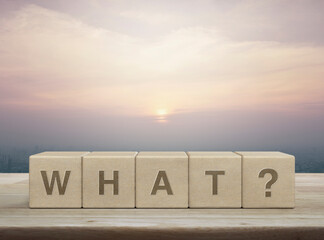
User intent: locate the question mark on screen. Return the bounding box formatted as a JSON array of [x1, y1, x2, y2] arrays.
[[258, 169, 278, 197]]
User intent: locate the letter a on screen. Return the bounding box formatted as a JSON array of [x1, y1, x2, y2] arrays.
[[151, 171, 173, 195]]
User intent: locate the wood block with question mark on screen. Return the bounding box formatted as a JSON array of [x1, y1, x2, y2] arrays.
[[236, 151, 295, 208]]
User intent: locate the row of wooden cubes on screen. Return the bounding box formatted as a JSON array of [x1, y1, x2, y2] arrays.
[[29, 151, 295, 208]]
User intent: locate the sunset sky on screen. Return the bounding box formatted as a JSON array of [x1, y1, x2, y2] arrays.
[[0, 0, 324, 151]]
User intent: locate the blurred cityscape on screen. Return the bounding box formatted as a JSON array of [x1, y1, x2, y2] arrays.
[[0, 146, 323, 173]]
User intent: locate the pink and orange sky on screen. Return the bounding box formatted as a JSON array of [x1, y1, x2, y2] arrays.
[[0, 0, 324, 151]]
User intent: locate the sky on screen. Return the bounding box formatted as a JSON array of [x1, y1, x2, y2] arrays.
[[0, 0, 324, 152]]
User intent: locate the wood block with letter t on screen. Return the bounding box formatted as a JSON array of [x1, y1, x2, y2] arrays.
[[188, 151, 241, 208], [29, 151, 89, 208], [136, 152, 188, 208], [82, 151, 137, 208]]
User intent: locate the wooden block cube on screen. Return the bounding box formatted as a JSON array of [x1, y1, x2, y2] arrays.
[[136, 152, 188, 208], [188, 152, 241, 208], [236, 151, 295, 208], [29, 151, 89, 208], [83, 152, 137, 208]]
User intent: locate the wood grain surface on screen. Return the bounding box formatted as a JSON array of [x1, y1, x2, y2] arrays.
[[0, 173, 323, 240]]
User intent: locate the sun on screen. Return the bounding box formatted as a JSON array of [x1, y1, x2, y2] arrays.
[[155, 108, 168, 123], [156, 109, 167, 116]]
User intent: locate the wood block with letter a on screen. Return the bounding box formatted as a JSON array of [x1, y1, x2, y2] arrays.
[[29, 151, 89, 208], [136, 152, 188, 208], [83, 151, 137, 208], [188, 151, 241, 208], [236, 151, 295, 208]]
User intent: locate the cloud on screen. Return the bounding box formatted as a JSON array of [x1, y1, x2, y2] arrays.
[[0, 4, 324, 116], [120, 10, 180, 25]]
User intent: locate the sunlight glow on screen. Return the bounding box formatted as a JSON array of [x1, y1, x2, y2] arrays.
[[156, 109, 167, 116], [155, 109, 168, 123]]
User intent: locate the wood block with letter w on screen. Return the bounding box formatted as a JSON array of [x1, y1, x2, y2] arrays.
[[29, 152, 89, 208]]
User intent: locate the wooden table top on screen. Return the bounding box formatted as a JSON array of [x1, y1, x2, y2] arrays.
[[0, 173, 323, 240]]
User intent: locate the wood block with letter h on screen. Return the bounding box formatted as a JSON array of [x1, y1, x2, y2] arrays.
[[188, 151, 241, 208], [136, 152, 188, 208], [83, 151, 137, 208], [29, 152, 89, 208], [236, 151, 295, 208]]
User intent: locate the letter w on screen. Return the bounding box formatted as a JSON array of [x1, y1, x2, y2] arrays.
[[41, 171, 71, 195]]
